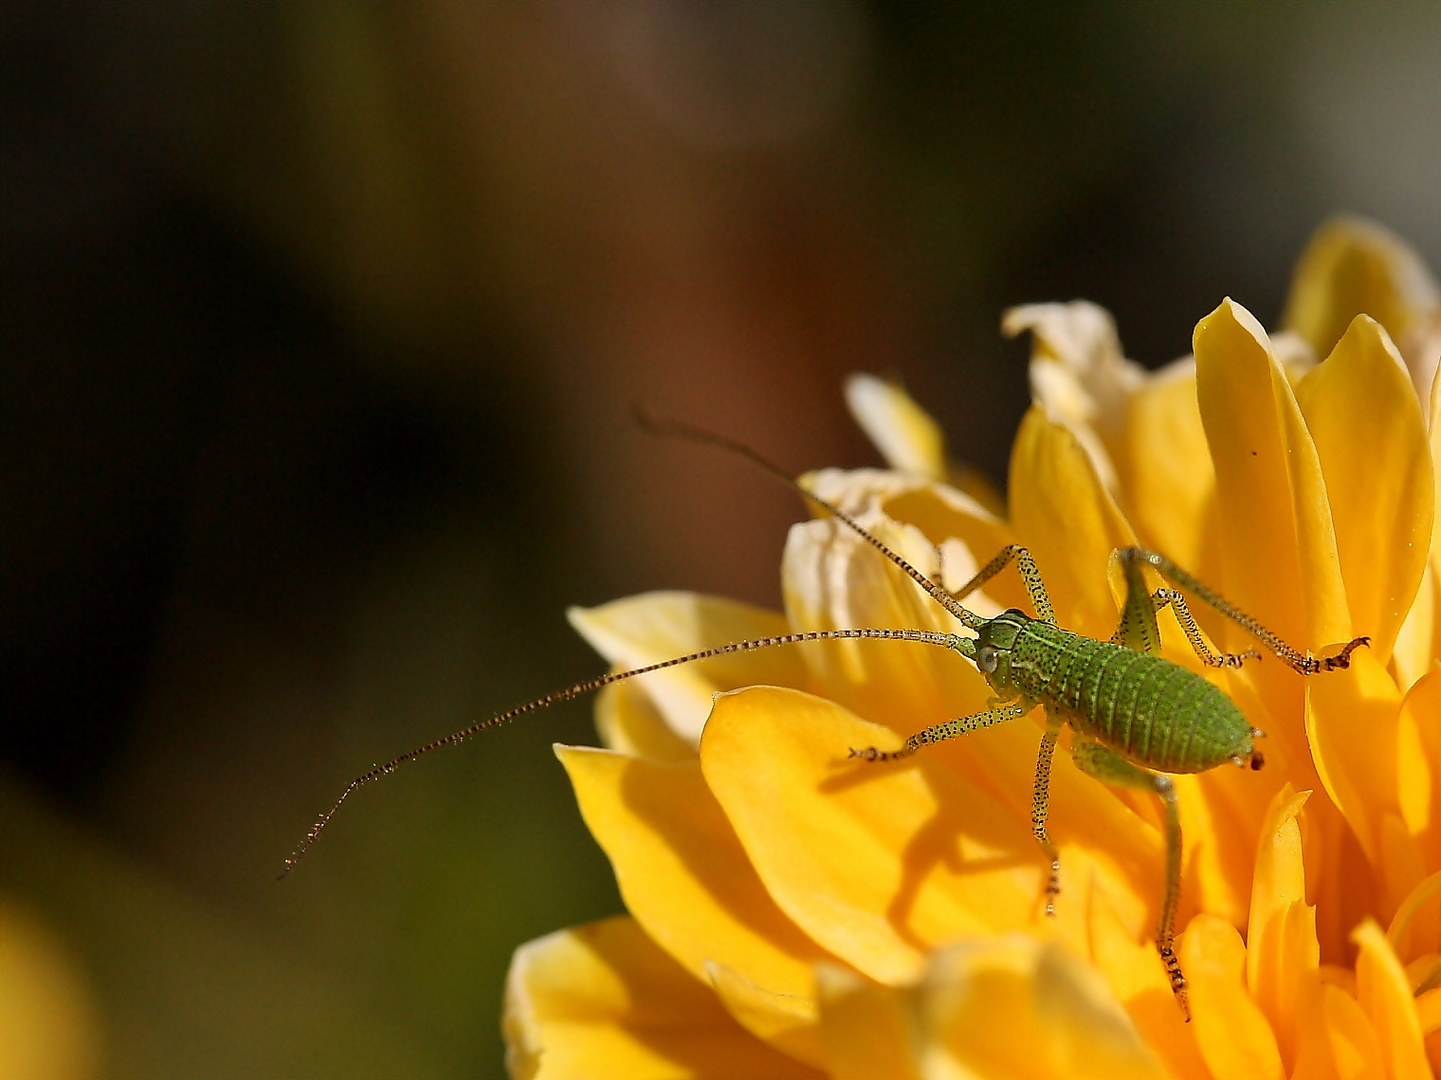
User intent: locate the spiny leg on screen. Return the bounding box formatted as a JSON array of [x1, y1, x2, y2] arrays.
[[947, 544, 1057, 626], [1152, 589, 1260, 669], [1032, 715, 1063, 915], [1071, 737, 1190, 1021], [1116, 547, 1368, 675], [850, 701, 1029, 762]]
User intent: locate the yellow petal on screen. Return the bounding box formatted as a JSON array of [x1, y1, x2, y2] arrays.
[[1246, 787, 1319, 1070], [814, 964, 924, 1080], [1400, 669, 1441, 866], [699, 686, 1157, 985], [504, 916, 822, 1080], [1393, 562, 1435, 693], [707, 962, 826, 1070], [569, 592, 806, 746], [1387, 869, 1441, 965], [1431, 368, 1441, 670], [700, 687, 1035, 981], [844, 374, 948, 481], [1182, 912, 1285, 1080], [1194, 298, 1351, 767], [1118, 358, 1215, 571], [1009, 404, 1138, 641], [1282, 216, 1441, 396], [1291, 974, 1384, 1080], [1305, 649, 1404, 868], [556, 746, 829, 998], [919, 937, 1169, 1080], [1295, 315, 1434, 666], [1353, 919, 1431, 1080], [1418, 987, 1441, 1034]]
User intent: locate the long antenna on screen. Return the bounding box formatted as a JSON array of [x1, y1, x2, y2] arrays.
[[281, 625, 958, 877], [283, 412, 986, 877]]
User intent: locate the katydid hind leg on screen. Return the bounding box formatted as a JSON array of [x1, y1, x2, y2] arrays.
[[1070, 736, 1191, 1021], [1116, 547, 1368, 675]]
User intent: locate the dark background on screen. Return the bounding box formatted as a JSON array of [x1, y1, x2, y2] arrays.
[[2, 3, 1437, 1076]]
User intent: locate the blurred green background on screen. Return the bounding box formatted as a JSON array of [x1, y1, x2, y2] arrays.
[[2, 2, 1437, 1077]]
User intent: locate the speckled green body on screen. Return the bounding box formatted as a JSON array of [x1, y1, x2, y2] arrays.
[[974, 610, 1254, 773]]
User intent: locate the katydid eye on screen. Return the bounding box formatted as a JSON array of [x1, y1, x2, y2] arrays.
[[977, 645, 1000, 673]]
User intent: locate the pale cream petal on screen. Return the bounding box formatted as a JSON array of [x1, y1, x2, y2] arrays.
[[779, 491, 996, 735], [504, 917, 823, 1080], [1005, 300, 1146, 493], [799, 466, 1015, 598], [844, 374, 948, 481], [569, 592, 807, 746], [594, 680, 696, 762]]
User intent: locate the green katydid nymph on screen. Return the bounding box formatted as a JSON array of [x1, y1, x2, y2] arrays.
[[282, 415, 1368, 1021]]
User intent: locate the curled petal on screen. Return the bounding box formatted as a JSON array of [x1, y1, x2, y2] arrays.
[[1005, 300, 1144, 492]]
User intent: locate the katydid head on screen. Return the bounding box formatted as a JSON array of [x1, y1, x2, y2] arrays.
[[961, 609, 1028, 690]]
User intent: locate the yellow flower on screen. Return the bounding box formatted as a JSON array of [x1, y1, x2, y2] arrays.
[[504, 218, 1441, 1080]]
